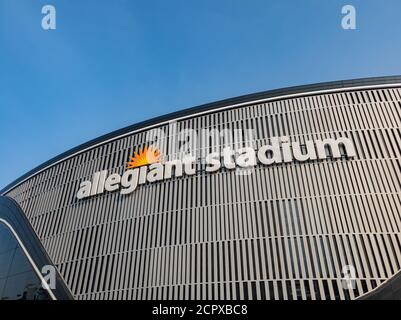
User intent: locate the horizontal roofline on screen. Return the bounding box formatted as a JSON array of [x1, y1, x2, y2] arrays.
[[2, 75, 401, 195]]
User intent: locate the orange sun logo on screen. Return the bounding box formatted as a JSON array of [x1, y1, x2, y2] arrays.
[[127, 146, 161, 169]]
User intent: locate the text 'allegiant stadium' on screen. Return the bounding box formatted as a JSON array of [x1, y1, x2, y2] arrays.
[[76, 136, 355, 199]]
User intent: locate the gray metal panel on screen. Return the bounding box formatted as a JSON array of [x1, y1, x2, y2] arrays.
[[4, 86, 401, 300]]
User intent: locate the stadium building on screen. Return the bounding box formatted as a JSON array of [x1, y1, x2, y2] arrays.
[[0, 76, 400, 300]]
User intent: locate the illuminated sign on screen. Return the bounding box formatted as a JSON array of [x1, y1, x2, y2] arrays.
[[76, 136, 355, 200]]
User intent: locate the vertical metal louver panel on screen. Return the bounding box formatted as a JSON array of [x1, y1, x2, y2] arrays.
[[4, 86, 401, 300]]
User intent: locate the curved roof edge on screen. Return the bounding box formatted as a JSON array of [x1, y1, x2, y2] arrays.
[[2, 75, 401, 195]]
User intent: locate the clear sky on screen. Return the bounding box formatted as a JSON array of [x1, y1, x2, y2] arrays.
[[1, 0, 401, 189]]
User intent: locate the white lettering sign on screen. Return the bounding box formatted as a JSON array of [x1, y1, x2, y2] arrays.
[[77, 136, 356, 200]]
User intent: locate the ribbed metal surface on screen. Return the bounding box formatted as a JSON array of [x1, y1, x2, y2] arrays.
[[5, 86, 401, 300]]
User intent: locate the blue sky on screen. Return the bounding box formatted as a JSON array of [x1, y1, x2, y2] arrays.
[[1, 0, 401, 189]]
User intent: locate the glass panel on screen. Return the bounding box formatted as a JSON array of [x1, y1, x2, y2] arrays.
[[0, 250, 14, 278], [0, 221, 51, 300], [0, 278, 5, 296], [2, 270, 49, 300], [8, 247, 33, 276], [0, 224, 17, 254]]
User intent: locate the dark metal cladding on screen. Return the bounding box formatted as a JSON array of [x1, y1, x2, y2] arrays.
[[0, 196, 74, 300]]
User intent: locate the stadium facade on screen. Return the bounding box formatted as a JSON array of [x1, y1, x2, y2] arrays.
[[0, 76, 400, 300]]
